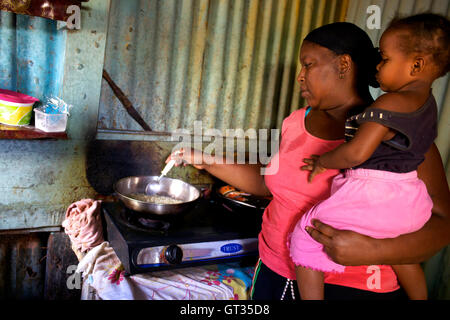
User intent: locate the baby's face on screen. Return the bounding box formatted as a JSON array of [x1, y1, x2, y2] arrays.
[[375, 30, 416, 92]]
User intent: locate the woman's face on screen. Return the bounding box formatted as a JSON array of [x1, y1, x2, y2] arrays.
[[297, 41, 341, 109], [376, 29, 414, 92]]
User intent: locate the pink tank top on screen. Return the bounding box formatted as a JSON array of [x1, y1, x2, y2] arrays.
[[260, 108, 400, 292]]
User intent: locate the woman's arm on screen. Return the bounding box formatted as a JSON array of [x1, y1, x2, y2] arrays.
[[305, 143, 450, 265], [167, 148, 271, 197]]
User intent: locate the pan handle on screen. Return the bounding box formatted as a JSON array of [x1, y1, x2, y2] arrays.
[[198, 186, 212, 199], [93, 194, 117, 202]]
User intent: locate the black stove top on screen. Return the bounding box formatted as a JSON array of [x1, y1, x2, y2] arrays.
[[103, 197, 262, 275]]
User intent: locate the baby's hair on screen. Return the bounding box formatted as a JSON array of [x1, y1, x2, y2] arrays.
[[388, 13, 450, 78]]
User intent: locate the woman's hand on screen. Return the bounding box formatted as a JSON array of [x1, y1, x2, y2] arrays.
[[165, 148, 208, 170], [306, 219, 379, 266], [301, 155, 327, 183]]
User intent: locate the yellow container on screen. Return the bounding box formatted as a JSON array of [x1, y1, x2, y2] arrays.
[[0, 89, 38, 126]]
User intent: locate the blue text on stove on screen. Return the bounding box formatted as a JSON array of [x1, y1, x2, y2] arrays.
[[220, 243, 243, 254]]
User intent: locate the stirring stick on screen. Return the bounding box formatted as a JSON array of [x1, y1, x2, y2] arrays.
[[157, 150, 182, 182], [157, 159, 176, 182]]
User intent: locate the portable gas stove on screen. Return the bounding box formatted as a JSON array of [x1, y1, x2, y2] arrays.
[[103, 196, 262, 275]]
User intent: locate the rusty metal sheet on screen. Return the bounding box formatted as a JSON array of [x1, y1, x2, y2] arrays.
[[98, 0, 349, 134], [0, 233, 48, 299], [0, 1, 111, 231], [0, 10, 66, 99]]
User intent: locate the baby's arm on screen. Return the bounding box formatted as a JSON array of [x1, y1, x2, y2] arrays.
[[321, 121, 389, 168], [302, 121, 389, 182], [303, 93, 405, 182]]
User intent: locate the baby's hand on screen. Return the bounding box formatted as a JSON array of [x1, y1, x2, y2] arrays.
[[301, 155, 327, 183]]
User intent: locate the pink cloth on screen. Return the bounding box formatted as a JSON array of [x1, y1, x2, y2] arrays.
[[260, 108, 344, 280], [62, 199, 104, 253], [289, 168, 433, 273]]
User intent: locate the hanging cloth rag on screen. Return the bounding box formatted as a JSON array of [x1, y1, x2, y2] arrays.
[[62, 199, 104, 254]]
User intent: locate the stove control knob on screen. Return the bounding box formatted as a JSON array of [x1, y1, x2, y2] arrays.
[[164, 245, 183, 265]]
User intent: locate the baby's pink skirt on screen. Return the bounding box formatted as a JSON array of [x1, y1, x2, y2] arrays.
[[289, 168, 432, 273]]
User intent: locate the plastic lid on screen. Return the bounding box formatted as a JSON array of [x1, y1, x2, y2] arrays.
[[0, 89, 39, 104]]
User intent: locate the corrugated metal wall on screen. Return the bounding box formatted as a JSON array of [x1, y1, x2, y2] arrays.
[[0, 11, 66, 99], [0, 12, 86, 230], [0, 233, 48, 299], [98, 0, 450, 176], [0, 12, 72, 229], [0, 1, 111, 300], [98, 0, 349, 134], [0, 0, 110, 232], [345, 0, 450, 300]]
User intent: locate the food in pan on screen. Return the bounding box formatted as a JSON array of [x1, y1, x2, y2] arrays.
[[128, 193, 183, 205], [219, 185, 250, 202]]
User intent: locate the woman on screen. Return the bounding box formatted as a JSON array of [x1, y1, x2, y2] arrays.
[[167, 22, 450, 300]]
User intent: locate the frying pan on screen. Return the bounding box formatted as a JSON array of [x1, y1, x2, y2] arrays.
[[215, 186, 271, 213], [114, 176, 200, 215]]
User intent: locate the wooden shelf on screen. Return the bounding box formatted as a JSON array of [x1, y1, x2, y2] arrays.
[[0, 123, 67, 140]]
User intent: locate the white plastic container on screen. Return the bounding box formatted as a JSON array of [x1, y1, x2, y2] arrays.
[[34, 109, 68, 132]]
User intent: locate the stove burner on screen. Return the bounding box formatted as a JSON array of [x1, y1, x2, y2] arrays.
[[136, 217, 170, 231], [115, 208, 171, 234]]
